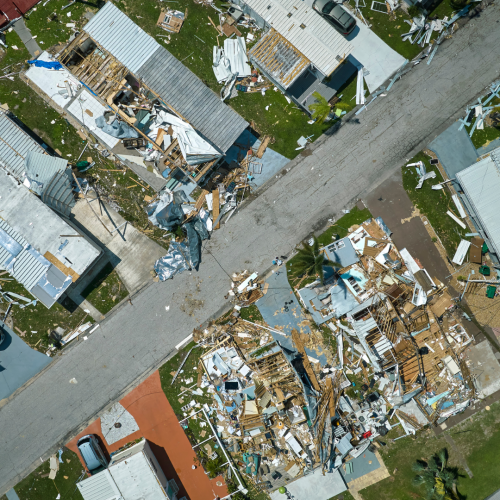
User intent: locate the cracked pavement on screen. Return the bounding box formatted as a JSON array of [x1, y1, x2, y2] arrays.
[[1, 4, 500, 493]]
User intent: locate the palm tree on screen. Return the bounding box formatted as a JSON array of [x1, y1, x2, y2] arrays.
[[293, 236, 340, 284], [412, 448, 460, 500], [308, 92, 331, 123]]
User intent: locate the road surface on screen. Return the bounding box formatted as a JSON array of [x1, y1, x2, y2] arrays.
[[1, 6, 500, 493]]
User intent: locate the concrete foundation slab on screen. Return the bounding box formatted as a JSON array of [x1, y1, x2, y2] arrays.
[[256, 267, 328, 365], [466, 340, 500, 397], [270, 468, 346, 500], [101, 402, 140, 445], [339, 449, 380, 482], [347, 23, 406, 93]]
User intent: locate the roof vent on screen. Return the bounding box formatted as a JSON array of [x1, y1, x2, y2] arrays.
[[300, 23, 306, 29], [287, 12, 293, 17]]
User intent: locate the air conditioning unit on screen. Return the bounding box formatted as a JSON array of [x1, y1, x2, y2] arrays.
[[228, 5, 244, 22]]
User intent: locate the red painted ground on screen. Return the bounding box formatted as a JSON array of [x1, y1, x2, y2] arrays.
[[67, 371, 228, 500]]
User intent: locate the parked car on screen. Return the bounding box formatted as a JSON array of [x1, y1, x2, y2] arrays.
[[312, 0, 356, 35], [77, 435, 109, 474]]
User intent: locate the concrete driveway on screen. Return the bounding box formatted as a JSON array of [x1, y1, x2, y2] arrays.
[[347, 22, 406, 92], [364, 170, 451, 286], [0, 323, 51, 403], [301, 0, 406, 92]]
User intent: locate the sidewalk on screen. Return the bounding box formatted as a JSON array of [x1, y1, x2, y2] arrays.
[[13, 18, 41, 57]]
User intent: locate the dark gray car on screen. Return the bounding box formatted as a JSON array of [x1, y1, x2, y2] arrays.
[[313, 0, 356, 35], [77, 435, 109, 474]]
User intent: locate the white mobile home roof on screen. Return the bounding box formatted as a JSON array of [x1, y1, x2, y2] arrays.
[[83, 2, 248, 153], [243, 0, 353, 76], [0, 170, 101, 307], [456, 148, 500, 257]]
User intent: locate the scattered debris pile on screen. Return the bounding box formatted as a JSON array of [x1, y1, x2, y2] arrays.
[[457, 80, 500, 139], [151, 171, 254, 279]]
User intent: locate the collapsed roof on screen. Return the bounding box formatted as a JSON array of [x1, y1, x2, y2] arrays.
[[78, 1, 248, 154]]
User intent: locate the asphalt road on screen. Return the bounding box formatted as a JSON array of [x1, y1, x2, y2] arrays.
[[2, 6, 500, 493]]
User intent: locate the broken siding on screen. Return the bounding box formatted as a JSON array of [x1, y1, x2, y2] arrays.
[[83, 2, 248, 153], [0, 111, 46, 181], [243, 0, 352, 77]]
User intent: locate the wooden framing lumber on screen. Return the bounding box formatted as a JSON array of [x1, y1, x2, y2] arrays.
[[212, 188, 220, 230], [291, 329, 321, 392]]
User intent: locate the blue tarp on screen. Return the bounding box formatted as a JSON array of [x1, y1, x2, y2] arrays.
[[28, 60, 63, 70]]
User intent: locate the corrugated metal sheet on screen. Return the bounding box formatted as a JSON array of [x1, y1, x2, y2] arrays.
[[25, 151, 68, 196], [0, 221, 49, 292], [77, 470, 121, 500], [0, 111, 46, 181], [353, 317, 378, 339], [243, 0, 353, 76], [83, 2, 248, 153], [456, 149, 500, 257], [83, 1, 159, 74], [137, 47, 248, 153], [41, 170, 75, 217]]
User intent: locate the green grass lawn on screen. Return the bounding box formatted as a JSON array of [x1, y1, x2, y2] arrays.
[[402, 152, 467, 257], [359, 401, 500, 500], [23, 0, 98, 51], [80, 262, 129, 315], [286, 206, 372, 287], [347, 0, 460, 62], [329, 492, 356, 500], [14, 447, 84, 500], [239, 304, 264, 322], [0, 279, 91, 351]]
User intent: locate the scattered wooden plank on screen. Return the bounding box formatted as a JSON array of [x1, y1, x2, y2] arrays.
[[44, 251, 79, 282], [15, 326, 26, 337], [129, 177, 148, 190], [212, 188, 220, 230], [156, 128, 166, 146], [256, 136, 271, 158]]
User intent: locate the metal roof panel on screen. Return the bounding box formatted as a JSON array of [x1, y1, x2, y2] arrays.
[[244, 0, 352, 76]]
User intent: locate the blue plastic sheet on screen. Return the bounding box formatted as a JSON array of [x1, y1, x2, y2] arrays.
[[28, 60, 63, 70]]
